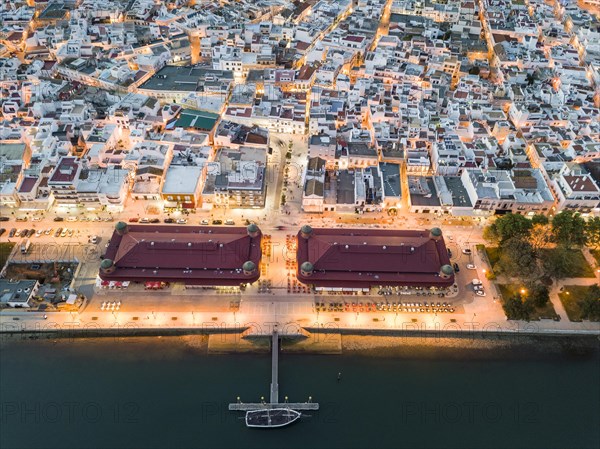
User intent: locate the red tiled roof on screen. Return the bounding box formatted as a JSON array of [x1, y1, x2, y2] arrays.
[[296, 228, 453, 288], [100, 225, 262, 286]]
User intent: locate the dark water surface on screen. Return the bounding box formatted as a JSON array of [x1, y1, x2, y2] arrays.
[[1, 337, 599, 449]]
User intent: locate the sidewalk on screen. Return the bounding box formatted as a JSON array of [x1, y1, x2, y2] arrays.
[[2, 297, 599, 336]]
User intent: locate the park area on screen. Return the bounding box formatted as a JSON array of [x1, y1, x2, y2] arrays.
[[558, 285, 600, 322], [485, 246, 594, 279], [497, 284, 559, 321]]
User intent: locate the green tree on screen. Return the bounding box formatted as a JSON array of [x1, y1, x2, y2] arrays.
[[497, 237, 538, 280], [502, 294, 534, 321], [580, 285, 600, 321], [543, 246, 576, 280], [528, 223, 552, 251], [530, 214, 549, 226], [584, 216, 600, 250], [551, 211, 586, 248], [494, 214, 533, 243], [525, 283, 550, 308], [482, 223, 499, 243]]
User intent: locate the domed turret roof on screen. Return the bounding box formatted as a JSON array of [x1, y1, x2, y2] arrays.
[[300, 261, 314, 272], [301, 225, 313, 234], [115, 221, 127, 231], [441, 264, 454, 275], [100, 259, 113, 269], [430, 227, 442, 237], [247, 223, 259, 234], [242, 261, 256, 272]]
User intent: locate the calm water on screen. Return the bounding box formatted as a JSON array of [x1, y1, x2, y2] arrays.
[[1, 337, 599, 449]]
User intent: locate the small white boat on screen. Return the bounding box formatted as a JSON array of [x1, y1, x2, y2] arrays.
[[245, 408, 301, 428]]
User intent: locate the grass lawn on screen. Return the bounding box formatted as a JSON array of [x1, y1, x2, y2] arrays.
[[498, 284, 559, 321], [0, 242, 15, 269], [559, 285, 600, 322], [540, 248, 595, 278]]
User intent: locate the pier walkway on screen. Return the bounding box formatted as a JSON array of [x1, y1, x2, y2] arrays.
[[228, 328, 319, 412]]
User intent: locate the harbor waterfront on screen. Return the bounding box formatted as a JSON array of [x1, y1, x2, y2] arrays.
[[1, 334, 599, 449]]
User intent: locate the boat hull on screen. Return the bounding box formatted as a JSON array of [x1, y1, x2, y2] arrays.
[[245, 408, 301, 428]]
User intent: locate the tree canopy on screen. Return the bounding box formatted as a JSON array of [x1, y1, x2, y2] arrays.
[[486, 214, 533, 243], [551, 211, 586, 248], [502, 294, 534, 321], [580, 285, 600, 321], [584, 216, 600, 250], [497, 236, 538, 280]]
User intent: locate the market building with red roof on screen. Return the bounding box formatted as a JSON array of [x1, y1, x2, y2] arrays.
[[295, 226, 454, 289], [99, 222, 262, 286]]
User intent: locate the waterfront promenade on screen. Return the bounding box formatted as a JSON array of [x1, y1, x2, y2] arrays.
[[2, 293, 599, 336]]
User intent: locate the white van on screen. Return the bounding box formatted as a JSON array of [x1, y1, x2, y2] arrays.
[[20, 239, 31, 254]]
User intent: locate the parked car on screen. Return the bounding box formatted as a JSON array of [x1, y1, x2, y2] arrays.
[[476, 290, 486, 297], [0, 228, 5, 237], [67, 229, 74, 237], [150, 218, 160, 223], [164, 218, 176, 224], [53, 217, 64, 222], [466, 263, 476, 270], [60, 228, 68, 237], [139, 217, 150, 223], [472, 279, 482, 285], [275, 225, 287, 231], [31, 216, 42, 222], [129, 217, 139, 223], [44, 228, 52, 235], [104, 217, 114, 222], [9, 228, 17, 237], [54, 228, 63, 237], [15, 216, 28, 222], [225, 219, 235, 225], [200, 219, 209, 225], [36, 229, 43, 237], [90, 235, 98, 244], [462, 249, 472, 255], [453, 263, 460, 273], [212, 220, 223, 225], [176, 218, 187, 224], [17, 229, 28, 237], [447, 248, 453, 258], [66, 216, 78, 222], [0, 216, 9, 222], [27, 229, 36, 237]]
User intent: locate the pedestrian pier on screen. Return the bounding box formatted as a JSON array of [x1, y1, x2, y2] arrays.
[[228, 328, 319, 412]]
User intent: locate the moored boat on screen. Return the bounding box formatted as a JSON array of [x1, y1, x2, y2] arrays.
[[245, 408, 301, 428]]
